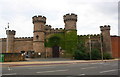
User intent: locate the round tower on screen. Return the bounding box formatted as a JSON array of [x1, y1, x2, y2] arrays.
[[6, 30, 16, 53], [63, 13, 78, 54], [100, 25, 112, 56], [63, 13, 77, 30], [32, 15, 46, 57]]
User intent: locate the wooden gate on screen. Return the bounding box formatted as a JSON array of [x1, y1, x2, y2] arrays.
[[52, 46, 59, 58]]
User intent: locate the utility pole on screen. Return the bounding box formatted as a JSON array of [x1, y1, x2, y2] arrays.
[[89, 35, 92, 60], [100, 33, 104, 61]]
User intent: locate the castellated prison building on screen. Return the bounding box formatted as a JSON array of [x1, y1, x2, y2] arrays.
[[0, 13, 119, 59]]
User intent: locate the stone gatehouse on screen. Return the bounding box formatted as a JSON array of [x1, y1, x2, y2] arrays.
[[0, 13, 117, 58]]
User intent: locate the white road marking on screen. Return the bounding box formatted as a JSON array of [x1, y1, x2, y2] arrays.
[[81, 67, 97, 69], [8, 67, 12, 70], [78, 73, 86, 76], [36, 69, 68, 73], [100, 69, 119, 73], [2, 73, 16, 75]]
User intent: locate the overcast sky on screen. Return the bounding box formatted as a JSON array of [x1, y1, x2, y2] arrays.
[[0, 0, 119, 38]]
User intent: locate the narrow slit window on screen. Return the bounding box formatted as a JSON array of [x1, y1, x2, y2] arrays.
[[36, 35, 39, 39]]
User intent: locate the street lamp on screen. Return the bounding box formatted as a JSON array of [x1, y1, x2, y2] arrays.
[[89, 35, 92, 60], [100, 33, 104, 61], [38, 53, 41, 55]]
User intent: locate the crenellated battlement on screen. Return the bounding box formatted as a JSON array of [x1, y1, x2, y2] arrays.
[[2, 38, 6, 39], [32, 15, 46, 24], [45, 28, 64, 34], [78, 34, 100, 37], [0, 38, 6, 40], [50, 28, 64, 32], [15, 37, 33, 39], [6, 30, 16, 35], [15, 37, 33, 41], [45, 25, 52, 30], [63, 13, 77, 22], [51, 28, 64, 30], [100, 25, 110, 31], [45, 25, 51, 27]]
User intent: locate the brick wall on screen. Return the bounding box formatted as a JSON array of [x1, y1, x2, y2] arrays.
[[1, 53, 25, 62], [111, 36, 120, 58]]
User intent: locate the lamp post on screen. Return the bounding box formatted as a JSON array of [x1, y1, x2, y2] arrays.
[[89, 35, 92, 60], [5, 23, 9, 53], [100, 33, 104, 61]]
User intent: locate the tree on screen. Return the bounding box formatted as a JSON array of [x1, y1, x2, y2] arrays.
[[73, 39, 90, 60]]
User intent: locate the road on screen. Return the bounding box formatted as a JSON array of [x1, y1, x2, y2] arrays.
[[2, 60, 119, 76]]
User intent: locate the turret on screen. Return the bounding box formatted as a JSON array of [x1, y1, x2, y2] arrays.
[[45, 25, 51, 30], [100, 25, 112, 55], [63, 13, 78, 54], [63, 13, 77, 30], [32, 15, 46, 57], [100, 25, 110, 31], [6, 30, 16, 53]]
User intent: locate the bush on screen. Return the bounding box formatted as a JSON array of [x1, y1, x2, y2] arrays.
[[91, 49, 101, 60], [73, 50, 89, 60], [103, 52, 112, 59]]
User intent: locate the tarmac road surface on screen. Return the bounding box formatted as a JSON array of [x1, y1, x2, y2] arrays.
[[2, 59, 119, 77]]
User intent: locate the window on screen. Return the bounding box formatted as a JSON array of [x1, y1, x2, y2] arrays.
[[36, 35, 39, 39]]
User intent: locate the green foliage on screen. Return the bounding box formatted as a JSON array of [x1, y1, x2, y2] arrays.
[[48, 36, 60, 46], [65, 30, 78, 41], [45, 33, 65, 49], [74, 50, 89, 60], [91, 48, 101, 60], [103, 52, 112, 59], [77, 40, 86, 52], [65, 30, 78, 54], [73, 39, 90, 60], [73, 35, 112, 60], [45, 30, 78, 57]]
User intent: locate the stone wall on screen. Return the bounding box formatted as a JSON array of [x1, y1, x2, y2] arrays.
[[0, 38, 6, 53], [78, 34, 101, 51], [14, 38, 33, 53]]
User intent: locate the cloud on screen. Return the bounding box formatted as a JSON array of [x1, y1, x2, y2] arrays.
[[0, 0, 118, 38]]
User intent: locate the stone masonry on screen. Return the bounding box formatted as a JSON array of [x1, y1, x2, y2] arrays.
[[0, 13, 115, 58]]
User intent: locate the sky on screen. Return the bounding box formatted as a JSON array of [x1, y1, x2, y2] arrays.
[[0, 0, 119, 38]]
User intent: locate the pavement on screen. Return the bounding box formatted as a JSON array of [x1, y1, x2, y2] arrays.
[[1, 58, 119, 67]]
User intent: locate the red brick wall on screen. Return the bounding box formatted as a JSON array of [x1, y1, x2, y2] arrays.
[[111, 36, 120, 58]]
